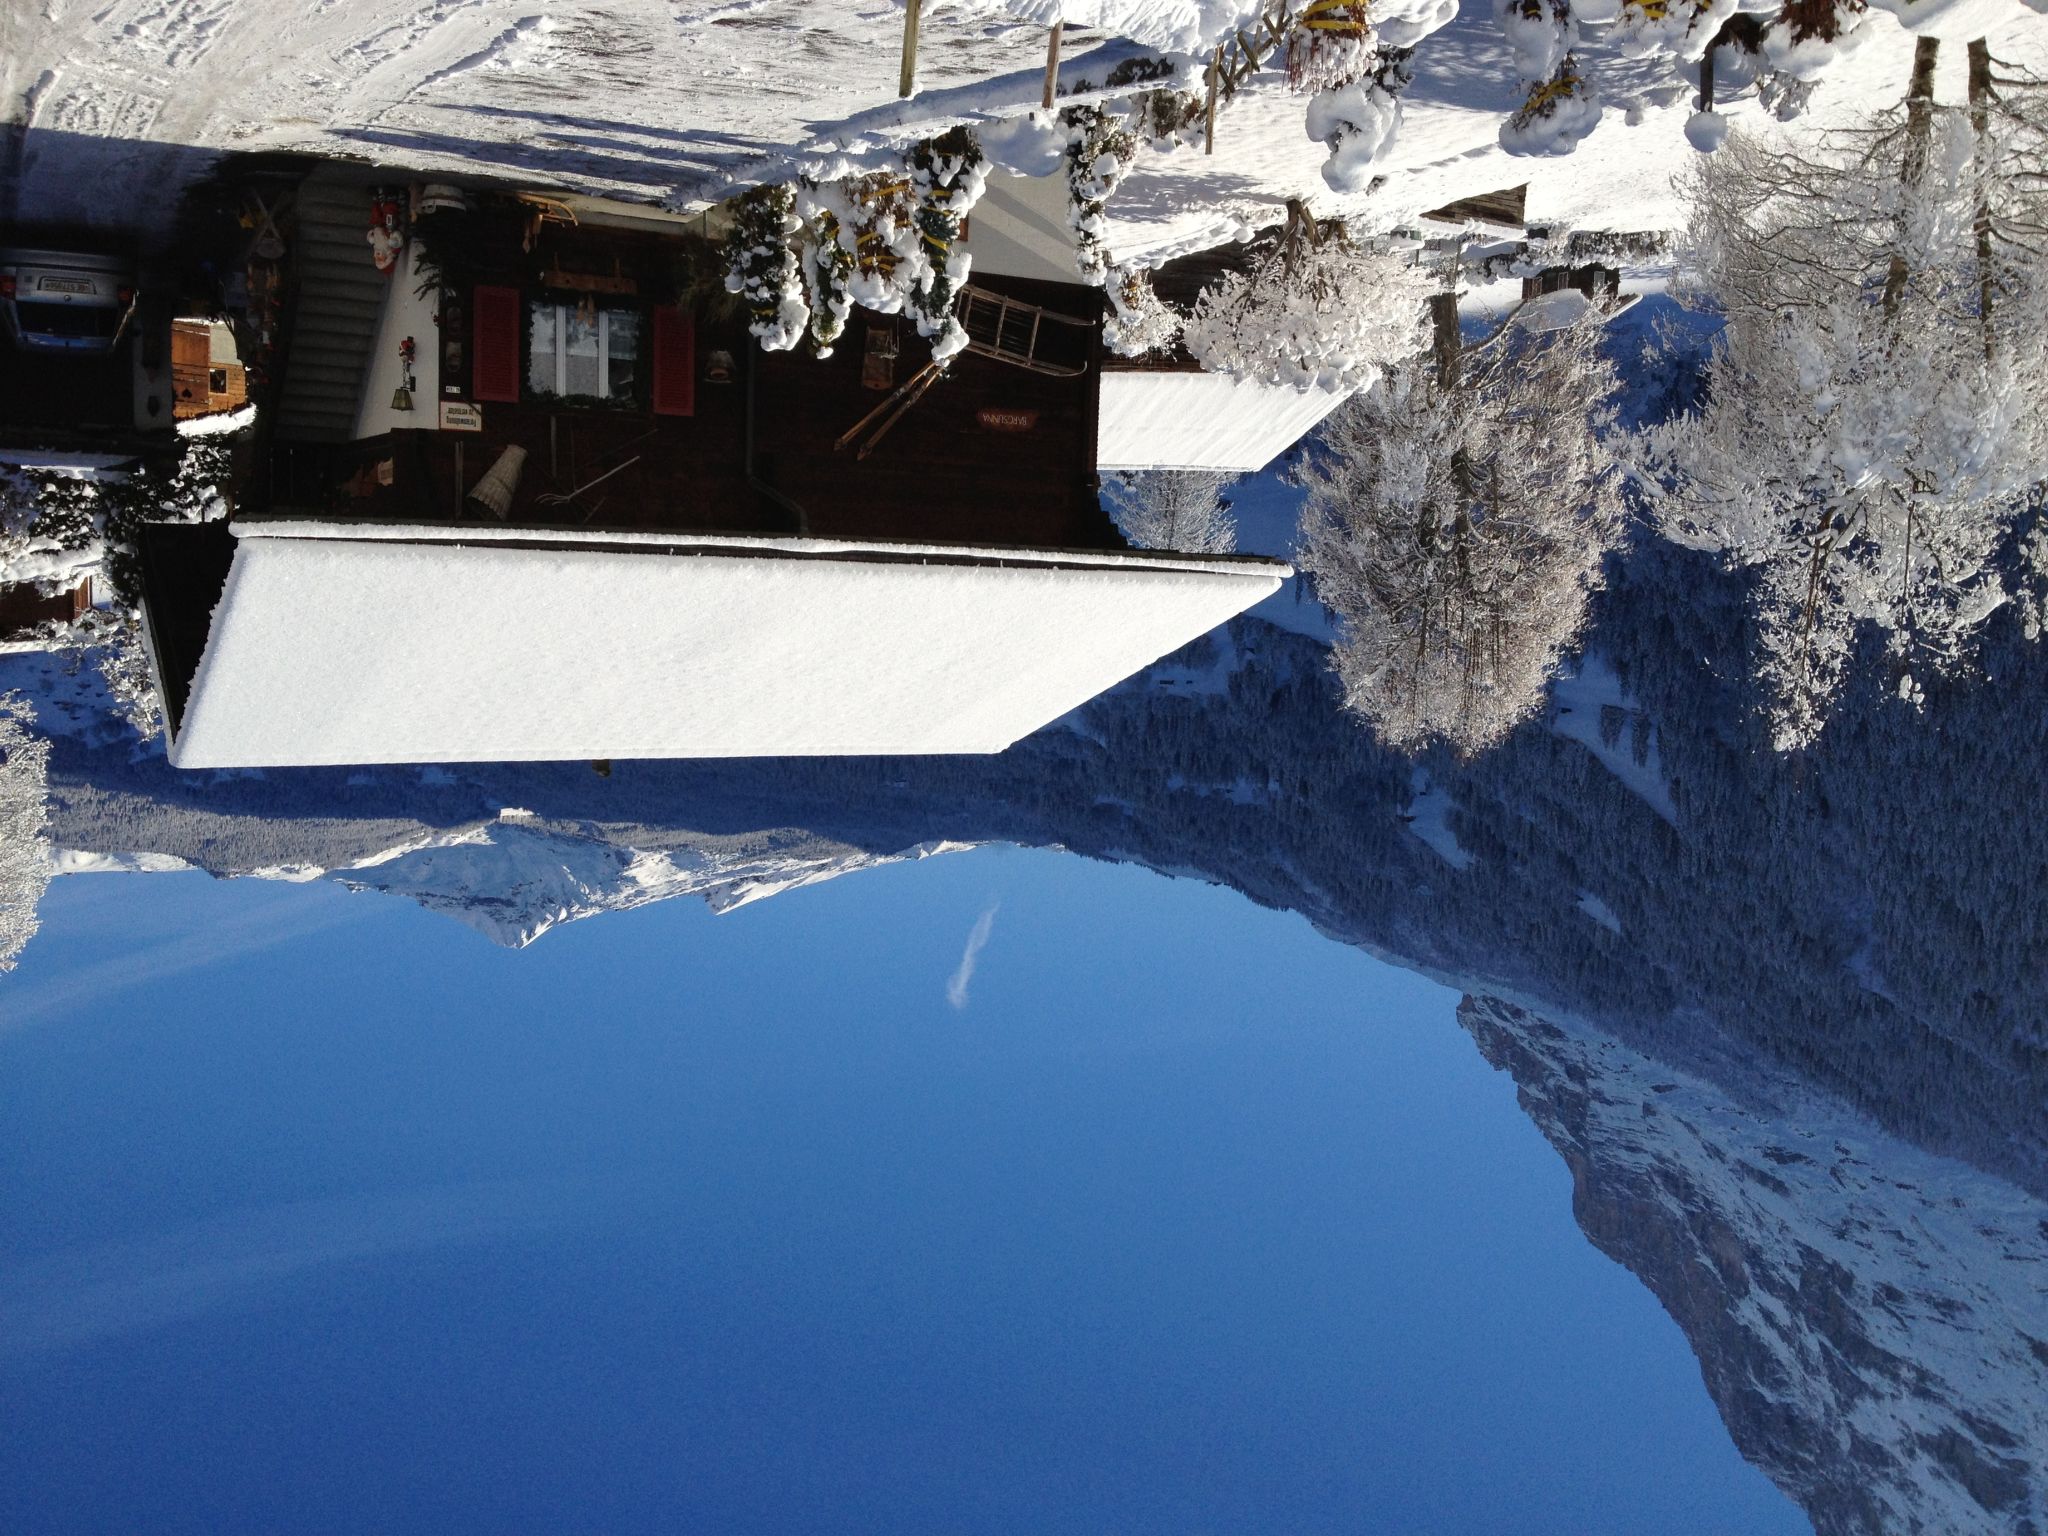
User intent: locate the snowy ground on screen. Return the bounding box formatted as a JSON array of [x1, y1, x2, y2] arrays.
[[5, 0, 2043, 262], [1106, 5, 2048, 261]]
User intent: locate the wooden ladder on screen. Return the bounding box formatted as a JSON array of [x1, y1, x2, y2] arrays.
[[957, 284, 1092, 377], [1213, 1, 1296, 101]]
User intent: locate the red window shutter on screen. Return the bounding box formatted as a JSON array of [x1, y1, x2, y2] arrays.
[[652, 306, 695, 417], [471, 285, 522, 403]]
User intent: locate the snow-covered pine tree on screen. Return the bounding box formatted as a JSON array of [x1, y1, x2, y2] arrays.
[[1062, 104, 1140, 286], [724, 183, 811, 353], [902, 128, 989, 363], [1299, 301, 1625, 753], [1637, 83, 2048, 749], [0, 691, 52, 973], [1105, 470, 1238, 553], [1182, 200, 1431, 390]]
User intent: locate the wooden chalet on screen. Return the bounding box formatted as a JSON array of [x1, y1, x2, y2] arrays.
[[138, 163, 1288, 768]]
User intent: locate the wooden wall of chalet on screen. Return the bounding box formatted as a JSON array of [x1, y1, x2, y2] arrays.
[[0, 578, 91, 640], [172, 320, 248, 421]]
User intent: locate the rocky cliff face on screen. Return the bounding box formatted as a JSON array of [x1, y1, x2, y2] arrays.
[[1463, 994, 2048, 1536]]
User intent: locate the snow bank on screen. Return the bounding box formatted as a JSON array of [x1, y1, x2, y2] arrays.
[[176, 404, 256, 438], [166, 527, 1289, 768]]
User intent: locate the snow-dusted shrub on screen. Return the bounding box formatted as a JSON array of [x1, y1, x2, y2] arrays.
[[807, 172, 918, 317], [0, 691, 52, 974], [723, 183, 811, 354], [1494, 0, 1579, 87], [1106, 470, 1238, 553], [1608, 0, 1717, 61], [1762, 0, 1869, 79], [1183, 203, 1431, 391], [1300, 310, 1625, 754], [1129, 87, 1206, 149], [1308, 48, 1414, 192], [1286, 0, 1377, 93], [1500, 53, 1603, 154], [1103, 266, 1183, 359], [794, 183, 856, 357], [903, 128, 989, 363], [1062, 105, 1140, 286]]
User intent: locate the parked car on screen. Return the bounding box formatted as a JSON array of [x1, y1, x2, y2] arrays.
[[0, 248, 138, 354]]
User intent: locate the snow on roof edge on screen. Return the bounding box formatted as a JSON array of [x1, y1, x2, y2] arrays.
[[229, 519, 1293, 579]]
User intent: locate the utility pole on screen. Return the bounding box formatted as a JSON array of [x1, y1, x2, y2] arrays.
[[899, 0, 921, 98]]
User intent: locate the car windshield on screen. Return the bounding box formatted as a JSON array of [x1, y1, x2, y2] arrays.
[[13, 300, 121, 339]]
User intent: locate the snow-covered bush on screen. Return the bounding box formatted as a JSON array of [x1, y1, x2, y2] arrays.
[[1129, 87, 1206, 149], [724, 183, 811, 354], [1183, 202, 1431, 391], [1105, 470, 1238, 553], [1300, 309, 1625, 753], [903, 128, 989, 363], [1062, 105, 1140, 285], [1104, 266, 1183, 359], [794, 184, 856, 357], [1287, 0, 1377, 93], [0, 691, 52, 974], [1500, 52, 1603, 155], [1309, 47, 1415, 192], [806, 172, 918, 318]]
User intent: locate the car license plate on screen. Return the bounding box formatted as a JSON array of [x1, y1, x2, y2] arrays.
[[37, 277, 94, 294]]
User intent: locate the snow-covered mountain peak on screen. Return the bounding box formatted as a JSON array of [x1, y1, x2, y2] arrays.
[[323, 819, 975, 947], [1462, 994, 2048, 1536]]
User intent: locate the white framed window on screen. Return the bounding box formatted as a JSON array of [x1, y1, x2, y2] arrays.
[[527, 302, 641, 403]]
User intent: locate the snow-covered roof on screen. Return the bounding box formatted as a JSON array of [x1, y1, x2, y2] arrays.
[[163, 522, 1287, 769], [1096, 371, 1351, 474]]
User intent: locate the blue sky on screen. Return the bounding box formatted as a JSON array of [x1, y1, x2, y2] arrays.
[[0, 847, 1807, 1535]]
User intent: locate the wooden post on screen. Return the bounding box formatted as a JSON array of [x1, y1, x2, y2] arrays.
[[1204, 45, 1221, 155], [1042, 21, 1063, 109], [898, 0, 921, 99]]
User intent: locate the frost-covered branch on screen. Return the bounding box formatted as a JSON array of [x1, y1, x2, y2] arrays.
[[1184, 201, 1431, 391]]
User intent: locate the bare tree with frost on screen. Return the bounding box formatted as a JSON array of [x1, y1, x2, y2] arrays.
[[1638, 68, 2048, 749], [1300, 302, 1625, 753], [0, 692, 52, 973], [1105, 471, 1238, 554], [1183, 200, 1431, 391]]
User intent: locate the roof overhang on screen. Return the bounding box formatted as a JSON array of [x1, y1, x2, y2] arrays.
[[1096, 372, 1352, 474], [159, 521, 1289, 768]]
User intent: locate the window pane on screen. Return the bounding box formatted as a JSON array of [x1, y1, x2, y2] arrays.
[[562, 308, 601, 398], [527, 303, 556, 395], [605, 309, 639, 400]]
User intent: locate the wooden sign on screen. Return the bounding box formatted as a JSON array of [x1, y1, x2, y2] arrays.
[[977, 407, 1038, 432], [439, 400, 484, 432]]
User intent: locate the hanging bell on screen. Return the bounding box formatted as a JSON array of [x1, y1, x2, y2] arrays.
[[390, 385, 414, 411]]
